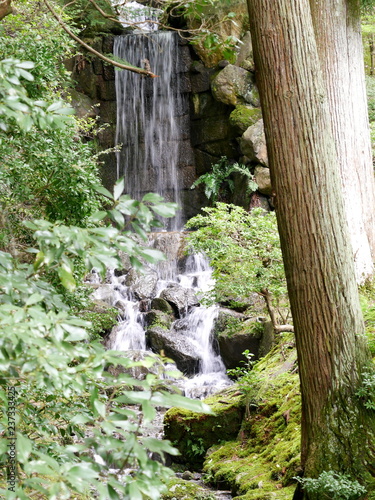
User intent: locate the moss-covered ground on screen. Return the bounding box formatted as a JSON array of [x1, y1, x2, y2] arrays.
[[202, 333, 301, 499]]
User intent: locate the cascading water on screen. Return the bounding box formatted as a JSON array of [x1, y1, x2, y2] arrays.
[[94, 249, 231, 399], [115, 31, 185, 230], [109, 23, 231, 399]]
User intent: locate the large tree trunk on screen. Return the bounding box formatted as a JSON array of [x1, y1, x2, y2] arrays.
[[246, 0, 375, 494], [309, 0, 375, 283]]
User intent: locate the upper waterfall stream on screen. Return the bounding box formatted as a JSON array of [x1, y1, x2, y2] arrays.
[[115, 31, 186, 230]]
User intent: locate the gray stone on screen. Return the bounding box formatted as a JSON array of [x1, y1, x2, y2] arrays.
[[211, 64, 256, 107], [145, 310, 173, 330], [126, 269, 158, 300], [147, 327, 200, 375], [235, 31, 254, 71], [240, 119, 268, 166], [68, 89, 98, 119], [151, 298, 175, 315], [160, 284, 199, 316], [215, 314, 273, 369]]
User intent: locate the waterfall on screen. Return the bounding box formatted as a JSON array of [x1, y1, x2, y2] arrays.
[[115, 32, 185, 230], [93, 248, 232, 399], [108, 29, 231, 399]]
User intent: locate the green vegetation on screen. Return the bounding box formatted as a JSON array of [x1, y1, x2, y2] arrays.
[[294, 471, 367, 500], [185, 204, 288, 326], [190, 156, 257, 203]]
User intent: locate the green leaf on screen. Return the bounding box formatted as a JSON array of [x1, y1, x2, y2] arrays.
[[139, 248, 166, 263], [67, 463, 99, 480], [151, 203, 178, 218], [113, 177, 125, 201], [94, 399, 106, 418], [142, 192, 164, 203], [109, 209, 125, 228], [58, 266, 76, 292], [25, 293, 44, 306], [15, 61, 35, 69], [94, 184, 114, 200], [16, 433, 32, 463], [107, 484, 121, 500], [61, 323, 88, 341], [89, 211, 107, 222]]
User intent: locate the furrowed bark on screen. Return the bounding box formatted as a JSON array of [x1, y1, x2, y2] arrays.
[[246, 0, 375, 494]]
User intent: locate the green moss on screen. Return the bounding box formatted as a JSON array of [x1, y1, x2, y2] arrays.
[[162, 477, 216, 500], [164, 386, 246, 469], [229, 106, 262, 133], [202, 334, 301, 498]]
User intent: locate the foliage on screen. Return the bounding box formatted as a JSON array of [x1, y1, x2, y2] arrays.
[[0, 8, 104, 251], [190, 156, 257, 203], [185, 204, 286, 313], [227, 349, 260, 414], [160, 0, 244, 63], [0, 58, 73, 132], [294, 471, 367, 500], [0, 178, 212, 499], [359, 293, 375, 355], [0, 2, 75, 97], [356, 370, 375, 410]]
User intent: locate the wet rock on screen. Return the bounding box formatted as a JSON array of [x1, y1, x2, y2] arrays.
[[240, 118, 268, 166], [125, 269, 158, 299], [147, 327, 200, 375], [160, 284, 199, 316], [91, 284, 117, 306], [151, 297, 175, 316], [145, 310, 173, 330]]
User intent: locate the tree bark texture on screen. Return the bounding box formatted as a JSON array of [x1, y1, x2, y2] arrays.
[[0, 0, 12, 21], [309, 0, 375, 283], [246, 0, 375, 493]]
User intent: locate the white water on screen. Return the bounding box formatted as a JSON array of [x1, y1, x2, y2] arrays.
[[115, 31, 185, 230], [92, 250, 231, 399]]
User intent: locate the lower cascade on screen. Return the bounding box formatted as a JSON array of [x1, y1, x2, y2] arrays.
[[88, 233, 232, 400]]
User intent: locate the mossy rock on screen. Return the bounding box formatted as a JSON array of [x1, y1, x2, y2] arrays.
[[229, 106, 262, 134], [162, 477, 216, 500], [202, 334, 301, 498], [81, 300, 118, 339], [164, 386, 246, 469], [145, 309, 173, 330], [151, 297, 175, 316]]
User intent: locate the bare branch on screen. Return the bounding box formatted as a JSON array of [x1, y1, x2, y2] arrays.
[[43, 0, 159, 78]]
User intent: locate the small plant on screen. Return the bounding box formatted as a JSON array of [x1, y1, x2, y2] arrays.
[[294, 471, 367, 500], [227, 350, 261, 415], [190, 156, 257, 203], [356, 370, 375, 410]]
